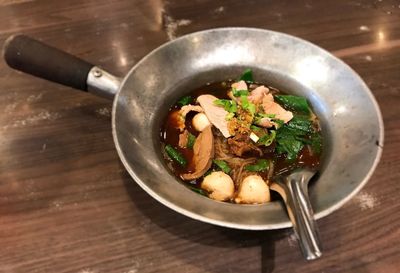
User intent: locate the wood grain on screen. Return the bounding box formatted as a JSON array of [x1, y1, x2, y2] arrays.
[[0, 0, 399, 272]]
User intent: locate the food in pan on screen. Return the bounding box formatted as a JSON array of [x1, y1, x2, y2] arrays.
[[161, 69, 322, 204]]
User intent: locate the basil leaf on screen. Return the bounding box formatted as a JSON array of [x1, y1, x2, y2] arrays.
[[213, 160, 231, 174], [244, 159, 269, 172], [238, 68, 254, 83], [310, 132, 322, 154], [187, 133, 196, 149], [274, 95, 310, 114], [276, 135, 304, 161], [178, 96, 192, 106], [286, 116, 313, 133]]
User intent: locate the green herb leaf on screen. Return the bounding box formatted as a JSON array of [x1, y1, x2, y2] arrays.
[[273, 119, 284, 129], [274, 95, 310, 114], [250, 125, 263, 132], [187, 133, 196, 149], [230, 100, 237, 113], [241, 95, 256, 116], [187, 185, 207, 196], [310, 132, 322, 155], [244, 159, 269, 172], [238, 68, 254, 83], [225, 112, 235, 121], [214, 99, 237, 113], [165, 144, 187, 166], [258, 130, 276, 146], [275, 122, 307, 161], [286, 116, 313, 133], [232, 88, 249, 97], [177, 96, 192, 106], [213, 160, 232, 174]]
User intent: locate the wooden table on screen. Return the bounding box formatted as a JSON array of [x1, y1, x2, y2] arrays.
[[1, 1, 399, 272]]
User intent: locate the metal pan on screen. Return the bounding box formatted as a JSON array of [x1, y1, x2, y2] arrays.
[[3, 28, 383, 231]]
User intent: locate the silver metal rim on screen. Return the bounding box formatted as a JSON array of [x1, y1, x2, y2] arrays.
[[111, 27, 384, 230]]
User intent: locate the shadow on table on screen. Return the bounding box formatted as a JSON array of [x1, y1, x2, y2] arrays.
[[122, 174, 290, 273]]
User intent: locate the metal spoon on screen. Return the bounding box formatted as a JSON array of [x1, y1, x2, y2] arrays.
[[270, 169, 322, 260]]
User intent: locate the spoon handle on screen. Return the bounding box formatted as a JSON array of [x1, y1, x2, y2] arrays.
[[273, 171, 322, 260]]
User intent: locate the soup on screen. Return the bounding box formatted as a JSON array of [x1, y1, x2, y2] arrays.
[[160, 69, 322, 204]]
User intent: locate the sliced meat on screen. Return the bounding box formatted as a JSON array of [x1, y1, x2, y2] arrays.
[[262, 94, 293, 123], [231, 80, 248, 91], [175, 104, 203, 132], [248, 86, 269, 104], [227, 134, 263, 157], [197, 94, 231, 138], [181, 126, 214, 180], [178, 130, 189, 148], [180, 104, 203, 117]]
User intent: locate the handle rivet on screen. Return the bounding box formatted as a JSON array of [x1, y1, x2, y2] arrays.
[[93, 69, 102, 77]]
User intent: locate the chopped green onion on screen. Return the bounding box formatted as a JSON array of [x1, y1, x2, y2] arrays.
[[241, 95, 256, 115], [230, 100, 237, 113], [165, 144, 187, 166], [238, 68, 254, 83], [187, 185, 207, 196], [214, 99, 237, 113], [225, 112, 235, 121], [258, 130, 276, 146], [213, 160, 231, 174], [273, 119, 284, 128], [257, 113, 276, 119], [250, 125, 263, 132], [187, 133, 196, 149], [244, 159, 269, 172], [232, 88, 249, 97], [177, 95, 192, 106]]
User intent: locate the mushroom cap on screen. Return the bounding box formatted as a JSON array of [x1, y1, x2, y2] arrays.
[[201, 171, 235, 201], [235, 175, 270, 204]]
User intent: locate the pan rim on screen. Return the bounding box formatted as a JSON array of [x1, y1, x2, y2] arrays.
[[111, 27, 384, 230]]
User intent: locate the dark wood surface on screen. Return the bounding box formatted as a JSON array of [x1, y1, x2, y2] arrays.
[[1, 1, 399, 272]]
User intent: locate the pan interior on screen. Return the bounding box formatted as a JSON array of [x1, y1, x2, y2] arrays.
[[112, 28, 383, 230]]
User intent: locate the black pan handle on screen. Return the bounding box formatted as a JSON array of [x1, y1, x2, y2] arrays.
[[3, 34, 121, 99]]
